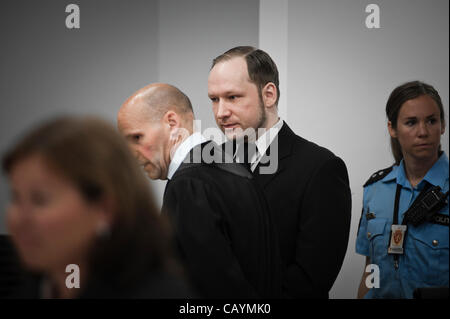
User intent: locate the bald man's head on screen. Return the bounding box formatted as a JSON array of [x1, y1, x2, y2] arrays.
[[117, 83, 195, 180], [119, 83, 194, 126]]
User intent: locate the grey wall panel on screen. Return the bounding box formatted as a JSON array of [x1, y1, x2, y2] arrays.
[[287, 0, 449, 298]]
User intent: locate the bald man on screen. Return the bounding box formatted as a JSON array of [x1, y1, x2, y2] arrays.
[[118, 83, 281, 298]]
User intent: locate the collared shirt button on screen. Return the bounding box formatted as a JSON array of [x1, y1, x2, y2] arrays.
[[367, 232, 371, 238], [432, 240, 439, 247]]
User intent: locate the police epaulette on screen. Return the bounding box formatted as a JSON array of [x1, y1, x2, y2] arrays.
[[363, 166, 394, 187]]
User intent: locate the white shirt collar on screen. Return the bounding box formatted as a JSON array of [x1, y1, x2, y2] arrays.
[[254, 118, 283, 163], [167, 132, 207, 180], [234, 118, 284, 171]]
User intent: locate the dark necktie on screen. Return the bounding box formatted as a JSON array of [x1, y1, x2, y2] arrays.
[[236, 141, 257, 172]]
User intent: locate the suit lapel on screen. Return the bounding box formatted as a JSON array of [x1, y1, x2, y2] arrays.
[[218, 123, 297, 188], [254, 122, 296, 188]]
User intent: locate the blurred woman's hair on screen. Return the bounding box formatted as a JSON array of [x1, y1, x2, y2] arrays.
[[386, 81, 446, 164], [2, 116, 178, 291]]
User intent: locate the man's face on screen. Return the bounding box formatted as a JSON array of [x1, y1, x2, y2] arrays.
[[208, 57, 266, 140], [118, 104, 169, 180]]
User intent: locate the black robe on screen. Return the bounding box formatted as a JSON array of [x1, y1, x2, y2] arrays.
[[162, 141, 281, 298]]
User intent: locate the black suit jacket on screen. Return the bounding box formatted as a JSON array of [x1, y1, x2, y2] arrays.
[[162, 141, 281, 298], [240, 122, 352, 298]]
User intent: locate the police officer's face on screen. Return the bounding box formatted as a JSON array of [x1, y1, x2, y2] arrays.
[[208, 57, 267, 140], [388, 95, 445, 163]]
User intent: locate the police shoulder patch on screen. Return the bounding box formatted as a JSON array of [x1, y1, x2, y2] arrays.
[[363, 166, 394, 187]]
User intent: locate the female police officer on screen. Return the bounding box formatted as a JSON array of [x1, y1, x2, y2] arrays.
[[356, 81, 449, 299]]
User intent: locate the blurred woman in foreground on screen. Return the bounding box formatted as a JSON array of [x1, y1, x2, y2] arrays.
[[2, 116, 191, 298]]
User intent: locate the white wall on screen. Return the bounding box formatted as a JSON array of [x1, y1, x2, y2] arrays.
[[259, 0, 288, 120], [258, 0, 449, 298], [0, 0, 160, 233], [152, 0, 260, 205]]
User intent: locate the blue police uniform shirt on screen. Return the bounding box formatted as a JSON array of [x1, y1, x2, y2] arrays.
[[356, 152, 449, 299]]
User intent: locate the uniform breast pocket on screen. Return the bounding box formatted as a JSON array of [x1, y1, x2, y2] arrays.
[[367, 218, 388, 265], [405, 223, 449, 286]]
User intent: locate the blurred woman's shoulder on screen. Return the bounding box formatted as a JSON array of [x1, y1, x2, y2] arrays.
[[79, 268, 196, 299]]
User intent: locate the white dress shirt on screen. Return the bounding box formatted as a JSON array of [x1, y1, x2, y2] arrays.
[[167, 132, 208, 180], [235, 118, 284, 172]]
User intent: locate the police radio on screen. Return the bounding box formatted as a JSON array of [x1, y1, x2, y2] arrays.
[[403, 185, 449, 227], [388, 184, 448, 269]]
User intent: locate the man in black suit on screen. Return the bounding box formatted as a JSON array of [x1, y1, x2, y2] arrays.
[[208, 46, 352, 298], [117, 83, 281, 298]]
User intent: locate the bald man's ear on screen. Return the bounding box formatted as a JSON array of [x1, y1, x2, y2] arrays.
[[163, 110, 181, 129]]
